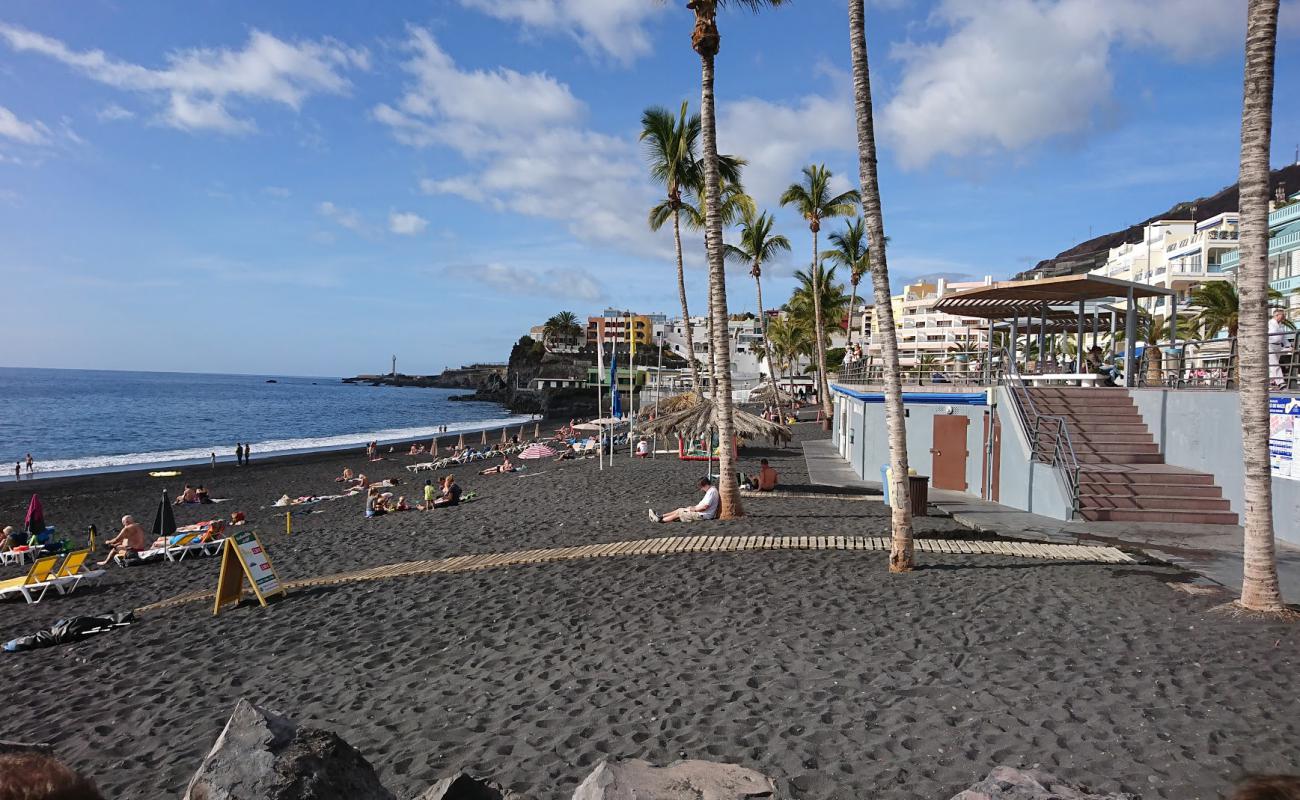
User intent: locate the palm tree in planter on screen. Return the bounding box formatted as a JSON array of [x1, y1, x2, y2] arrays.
[[725, 208, 790, 392], [781, 164, 860, 424], [642, 102, 743, 397]]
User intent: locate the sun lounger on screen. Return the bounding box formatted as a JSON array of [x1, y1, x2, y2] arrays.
[[0, 544, 46, 567], [0, 556, 63, 603], [49, 550, 105, 595]]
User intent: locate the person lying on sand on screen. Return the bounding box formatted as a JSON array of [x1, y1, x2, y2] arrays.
[[98, 516, 148, 565], [648, 477, 719, 523], [336, 467, 354, 483], [174, 485, 198, 505], [479, 456, 515, 475]]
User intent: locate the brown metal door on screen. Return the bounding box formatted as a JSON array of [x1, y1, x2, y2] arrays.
[[931, 415, 969, 491], [981, 412, 1001, 502]]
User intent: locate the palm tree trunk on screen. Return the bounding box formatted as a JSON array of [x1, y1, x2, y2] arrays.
[[811, 231, 832, 423], [673, 209, 704, 397], [699, 48, 743, 519], [707, 287, 717, 400], [755, 270, 775, 390], [1236, 0, 1285, 611], [846, 282, 859, 346], [850, 0, 913, 572]]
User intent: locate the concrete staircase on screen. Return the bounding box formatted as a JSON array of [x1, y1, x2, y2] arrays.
[[1024, 387, 1238, 524]]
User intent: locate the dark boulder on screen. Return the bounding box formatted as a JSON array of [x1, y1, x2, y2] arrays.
[[183, 699, 394, 800], [417, 772, 525, 800]]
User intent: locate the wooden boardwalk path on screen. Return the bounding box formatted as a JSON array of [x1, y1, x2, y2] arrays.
[[137, 535, 1134, 614]]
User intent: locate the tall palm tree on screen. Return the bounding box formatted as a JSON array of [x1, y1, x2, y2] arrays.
[[849, 0, 913, 571], [725, 208, 790, 390], [780, 165, 860, 422], [823, 218, 885, 345], [1234, 0, 1287, 612], [686, 178, 755, 399], [642, 103, 707, 394]]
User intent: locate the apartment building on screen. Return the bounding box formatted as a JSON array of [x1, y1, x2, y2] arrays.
[[867, 277, 993, 367]]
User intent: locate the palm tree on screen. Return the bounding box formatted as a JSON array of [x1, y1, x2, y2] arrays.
[[1189, 280, 1284, 338], [788, 263, 850, 351], [542, 311, 582, 349], [780, 164, 860, 423], [1234, 0, 1287, 612], [823, 218, 885, 345], [681, 0, 788, 519], [687, 177, 754, 399], [848, 0, 913, 571], [642, 103, 706, 394], [766, 313, 810, 418], [725, 208, 790, 390]]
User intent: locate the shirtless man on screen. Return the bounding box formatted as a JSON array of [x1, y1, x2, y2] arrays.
[[99, 515, 148, 566]]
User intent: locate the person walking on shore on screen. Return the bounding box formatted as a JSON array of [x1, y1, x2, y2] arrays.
[[24, 454, 33, 475], [235, 443, 244, 466]]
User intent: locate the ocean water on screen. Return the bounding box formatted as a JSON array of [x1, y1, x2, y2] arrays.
[[0, 368, 533, 478]]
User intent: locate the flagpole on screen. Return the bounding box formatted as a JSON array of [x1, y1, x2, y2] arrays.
[[628, 311, 636, 461], [653, 334, 663, 459], [596, 318, 604, 472]]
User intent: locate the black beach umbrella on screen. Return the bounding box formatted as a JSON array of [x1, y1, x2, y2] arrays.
[[152, 490, 177, 539]]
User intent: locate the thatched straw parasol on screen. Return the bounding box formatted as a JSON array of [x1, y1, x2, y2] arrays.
[[636, 391, 704, 421], [748, 382, 793, 405], [639, 396, 790, 441]]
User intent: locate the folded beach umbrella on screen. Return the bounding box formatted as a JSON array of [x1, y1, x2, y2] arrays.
[[518, 443, 558, 460], [152, 490, 177, 540], [534, 422, 540, 439], [480, 430, 488, 445], [23, 494, 45, 536], [501, 427, 509, 444], [457, 432, 465, 448], [518, 425, 526, 441]]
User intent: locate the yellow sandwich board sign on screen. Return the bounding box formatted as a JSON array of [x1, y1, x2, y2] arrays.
[[213, 530, 286, 615]]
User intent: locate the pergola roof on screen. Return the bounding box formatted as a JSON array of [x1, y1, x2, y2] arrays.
[[933, 274, 1171, 320]]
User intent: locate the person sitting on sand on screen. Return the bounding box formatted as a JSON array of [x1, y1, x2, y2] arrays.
[[432, 475, 462, 508], [365, 487, 386, 518], [387, 495, 411, 512], [174, 485, 198, 505], [98, 516, 148, 565], [648, 477, 720, 523], [479, 456, 515, 475], [636, 439, 650, 458], [336, 467, 354, 483], [195, 485, 212, 504], [356, 473, 369, 490], [745, 458, 778, 492]]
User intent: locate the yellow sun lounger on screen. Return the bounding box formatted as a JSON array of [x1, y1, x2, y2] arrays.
[[50, 550, 105, 595], [0, 556, 63, 604]]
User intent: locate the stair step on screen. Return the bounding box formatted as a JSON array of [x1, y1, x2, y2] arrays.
[[1073, 442, 1161, 455], [1031, 406, 1141, 417], [1029, 388, 1131, 397], [1077, 508, 1240, 525], [1064, 432, 1154, 444], [1075, 452, 1165, 464], [1078, 495, 1232, 512], [1078, 481, 1223, 497], [1078, 470, 1216, 485]]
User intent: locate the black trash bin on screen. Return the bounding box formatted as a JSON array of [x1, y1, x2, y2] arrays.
[[908, 475, 929, 517]]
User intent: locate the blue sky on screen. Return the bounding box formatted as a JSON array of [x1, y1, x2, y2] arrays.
[[1, 0, 1298, 377]]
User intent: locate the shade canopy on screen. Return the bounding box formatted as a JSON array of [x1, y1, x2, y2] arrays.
[[518, 443, 558, 460], [934, 274, 1172, 320]]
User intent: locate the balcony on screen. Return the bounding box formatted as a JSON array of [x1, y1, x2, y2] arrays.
[[1271, 200, 1300, 228]]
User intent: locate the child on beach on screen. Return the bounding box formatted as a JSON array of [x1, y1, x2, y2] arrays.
[[422, 479, 435, 510]]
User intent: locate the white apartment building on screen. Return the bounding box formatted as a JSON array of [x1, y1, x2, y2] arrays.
[[663, 315, 773, 388], [868, 277, 993, 368]]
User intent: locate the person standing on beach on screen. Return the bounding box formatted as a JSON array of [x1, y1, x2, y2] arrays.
[[210, 452, 217, 469], [235, 443, 243, 466], [13, 462, 20, 481], [244, 442, 251, 464], [24, 453, 33, 475], [423, 479, 435, 511]]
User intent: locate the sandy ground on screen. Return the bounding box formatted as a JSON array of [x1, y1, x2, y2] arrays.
[[1, 425, 1297, 799]]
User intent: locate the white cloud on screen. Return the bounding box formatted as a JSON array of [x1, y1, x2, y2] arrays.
[[316, 201, 365, 233], [444, 262, 603, 301], [0, 23, 368, 134], [96, 103, 135, 122], [716, 88, 857, 207], [0, 104, 48, 144], [263, 186, 291, 198], [389, 211, 428, 235], [377, 27, 660, 257], [881, 0, 1245, 169], [457, 0, 663, 64]]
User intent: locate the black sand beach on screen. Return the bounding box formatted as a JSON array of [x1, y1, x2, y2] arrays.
[[2, 425, 1297, 799]]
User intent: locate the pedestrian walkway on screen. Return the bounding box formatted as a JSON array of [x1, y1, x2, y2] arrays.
[[803, 438, 1300, 598], [136, 533, 1132, 614]]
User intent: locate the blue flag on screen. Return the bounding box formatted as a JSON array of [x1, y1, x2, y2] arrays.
[[610, 347, 622, 418]]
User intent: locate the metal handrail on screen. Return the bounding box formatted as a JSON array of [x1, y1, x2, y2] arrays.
[[996, 348, 1082, 517]]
